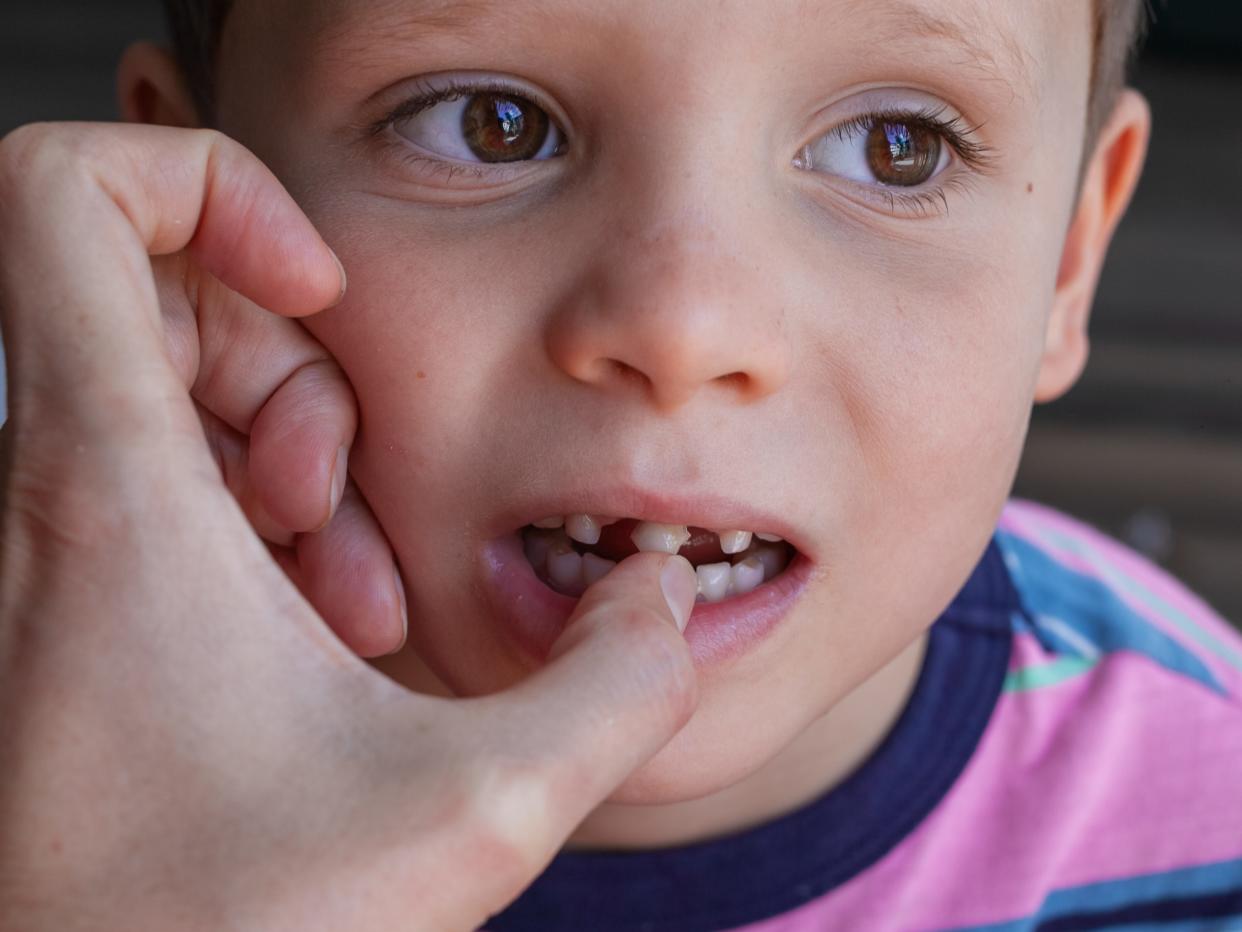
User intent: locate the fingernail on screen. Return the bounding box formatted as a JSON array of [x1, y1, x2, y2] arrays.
[[328, 247, 348, 308], [389, 565, 409, 655], [329, 446, 348, 516], [660, 555, 697, 634]]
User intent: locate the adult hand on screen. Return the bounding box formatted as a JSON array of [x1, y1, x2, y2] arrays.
[[0, 123, 699, 932], [152, 150, 405, 659]]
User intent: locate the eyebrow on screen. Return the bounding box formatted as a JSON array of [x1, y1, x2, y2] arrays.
[[829, 0, 1036, 102], [318, 0, 1035, 103], [316, 0, 554, 51]]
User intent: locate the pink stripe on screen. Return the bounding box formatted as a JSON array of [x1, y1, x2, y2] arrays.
[[735, 651, 1242, 931], [1008, 629, 1054, 673], [997, 499, 1242, 694]]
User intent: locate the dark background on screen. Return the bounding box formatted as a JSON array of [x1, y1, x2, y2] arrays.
[[2, 1, 1239, 625]]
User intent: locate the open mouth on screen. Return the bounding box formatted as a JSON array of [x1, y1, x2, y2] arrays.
[[521, 515, 796, 603]]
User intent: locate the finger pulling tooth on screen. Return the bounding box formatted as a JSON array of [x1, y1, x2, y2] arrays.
[[631, 522, 692, 554], [717, 530, 753, 555]]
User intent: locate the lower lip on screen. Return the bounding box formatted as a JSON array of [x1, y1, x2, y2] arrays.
[[479, 534, 814, 669]]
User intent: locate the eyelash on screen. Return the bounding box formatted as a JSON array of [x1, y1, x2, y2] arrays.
[[823, 106, 996, 217], [368, 82, 997, 216], [367, 76, 545, 182]]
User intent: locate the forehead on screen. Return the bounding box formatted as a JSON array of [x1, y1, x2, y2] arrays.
[[234, 0, 1087, 120]]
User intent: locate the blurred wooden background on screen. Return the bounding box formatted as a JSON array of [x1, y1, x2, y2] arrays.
[[1, 0, 1238, 626]]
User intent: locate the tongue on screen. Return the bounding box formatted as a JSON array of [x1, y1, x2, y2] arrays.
[[589, 519, 728, 566]]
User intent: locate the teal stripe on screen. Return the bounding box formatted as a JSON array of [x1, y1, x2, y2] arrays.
[[1035, 525, 1242, 675], [1003, 655, 1098, 693], [995, 532, 1228, 697], [948, 856, 1242, 931]]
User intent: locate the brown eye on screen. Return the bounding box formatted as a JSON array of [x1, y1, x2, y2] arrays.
[[865, 122, 942, 187], [391, 84, 566, 166], [462, 93, 553, 162]]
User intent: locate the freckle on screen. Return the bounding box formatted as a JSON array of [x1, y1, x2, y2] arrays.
[[1027, 182, 1035, 193], [417, 371, 427, 380]]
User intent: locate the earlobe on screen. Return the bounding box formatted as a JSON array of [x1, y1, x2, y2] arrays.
[[116, 41, 203, 128], [1034, 89, 1151, 403]]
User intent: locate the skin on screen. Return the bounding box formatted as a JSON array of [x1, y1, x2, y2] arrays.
[[119, 0, 1150, 851]]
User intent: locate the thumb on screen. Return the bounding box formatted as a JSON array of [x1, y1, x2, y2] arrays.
[[476, 553, 699, 842]]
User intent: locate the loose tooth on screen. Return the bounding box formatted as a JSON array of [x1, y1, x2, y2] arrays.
[[533, 516, 565, 529], [696, 562, 732, 603], [756, 532, 783, 543], [753, 544, 789, 580], [716, 530, 753, 555], [729, 557, 765, 596], [631, 522, 692, 554], [548, 548, 585, 594], [566, 514, 605, 545], [581, 552, 617, 586]]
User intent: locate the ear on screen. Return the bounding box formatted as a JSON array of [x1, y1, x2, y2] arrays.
[[116, 41, 203, 128], [1034, 89, 1151, 403]]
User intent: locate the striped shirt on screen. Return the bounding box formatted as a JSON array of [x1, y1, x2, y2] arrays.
[[487, 498, 1242, 932]]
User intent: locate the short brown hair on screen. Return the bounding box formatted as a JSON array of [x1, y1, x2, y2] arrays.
[[161, 0, 1148, 145]]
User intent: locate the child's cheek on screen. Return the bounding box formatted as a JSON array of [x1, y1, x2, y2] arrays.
[[807, 231, 1050, 519]]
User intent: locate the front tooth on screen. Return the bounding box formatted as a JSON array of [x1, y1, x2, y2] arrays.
[[533, 516, 565, 529], [631, 522, 692, 554], [716, 530, 753, 555], [548, 548, 585, 594], [696, 562, 732, 603], [729, 557, 765, 596], [566, 514, 605, 545], [756, 532, 783, 543], [581, 553, 617, 586]]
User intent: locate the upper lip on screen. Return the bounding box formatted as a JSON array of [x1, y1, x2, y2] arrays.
[[489, 484, 816, 561]]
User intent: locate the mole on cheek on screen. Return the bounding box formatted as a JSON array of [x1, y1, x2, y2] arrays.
[[1027, 182, 1035, 193]]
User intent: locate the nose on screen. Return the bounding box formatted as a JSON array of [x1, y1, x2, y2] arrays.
[[544, 211, 791, 412]]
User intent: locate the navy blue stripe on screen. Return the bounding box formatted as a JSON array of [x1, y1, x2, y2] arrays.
[[1035, 888, 1242, 931], [485, 539, 1016, 932]]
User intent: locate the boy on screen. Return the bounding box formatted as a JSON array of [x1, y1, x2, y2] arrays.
[[1, 1, 1239, 930]]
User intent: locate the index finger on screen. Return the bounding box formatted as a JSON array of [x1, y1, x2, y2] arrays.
[[0, 122, 344, 439]]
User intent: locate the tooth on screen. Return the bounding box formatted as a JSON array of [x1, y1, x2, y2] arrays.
[[729, 557, 765, 596], [581, 552, 616, 586], [631, 522, 692, 554], [533, 516, 565, 529], [566, 514, 606, 545], [523, 530, 558, 571], [753, 543, 789, 580], [696, 562, 732, 603], [716, 530, 753, 555], [756, 532, 783, 543], [548, 548, 585, 594]]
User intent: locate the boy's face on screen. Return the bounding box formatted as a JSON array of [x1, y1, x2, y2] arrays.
[[210, 0, 1095, 802]]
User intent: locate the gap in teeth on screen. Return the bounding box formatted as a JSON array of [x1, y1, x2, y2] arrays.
[[522, 517, 792, 602]]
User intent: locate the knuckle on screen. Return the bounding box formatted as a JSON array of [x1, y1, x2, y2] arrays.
[[0, 123, 88, 188], [449, 752, 554, 887]]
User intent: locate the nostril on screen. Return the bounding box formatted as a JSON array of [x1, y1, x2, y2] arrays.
[[608, 359, 649, 387], [715, 371, 750, 392]]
